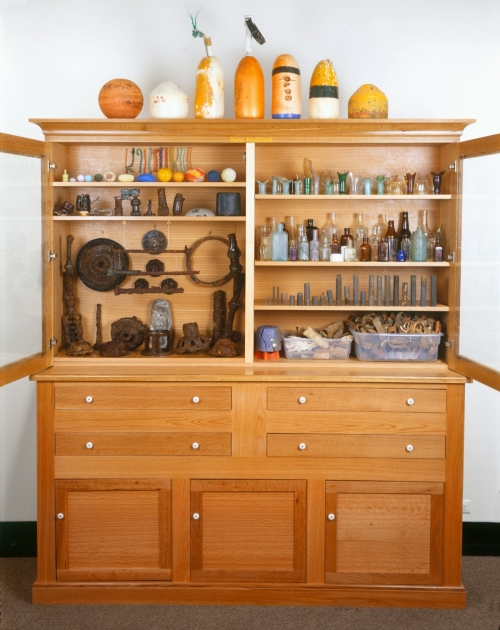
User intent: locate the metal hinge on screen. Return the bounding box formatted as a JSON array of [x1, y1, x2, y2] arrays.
[[444, 339, 453, 348], [447, 252, 455, 263], [48, 162, 57, 172], [448, 161, 457, 171], [49, 337, 58, 348], [48, 250, 57, 262]]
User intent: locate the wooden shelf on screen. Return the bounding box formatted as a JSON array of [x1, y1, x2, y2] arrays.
[[255, 194, 451, 200], [255, 261, 449, 267], [54, 181, 245, 188], [255, 302, 449, 312], [53, 215, 246, 221]]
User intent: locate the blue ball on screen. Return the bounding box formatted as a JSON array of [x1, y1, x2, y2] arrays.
[[84, 174, 92, 182], [136, 173, 156, 182], [207, 169, 220, 182]]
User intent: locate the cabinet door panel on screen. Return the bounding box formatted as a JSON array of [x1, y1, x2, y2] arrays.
[[55, 479, 171, 581], [191, 479, 306, 583], [325, 481, 443, 585]]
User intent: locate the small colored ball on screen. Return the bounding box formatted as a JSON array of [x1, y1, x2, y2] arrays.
[[94, 174, 103, 182], [157, 168, 173, 182], [77, 174, 85, 182], [207, 169, 220, 182], [69, 177, 76, 182], [84, 174, 93, 182], [185, 168, 206, 182], [173, 171, 185, 182], [98, 78, 144, 119], [221, 168, 237, 182]]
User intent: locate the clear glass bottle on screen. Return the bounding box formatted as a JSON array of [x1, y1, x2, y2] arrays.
[[401, 236, 412, 261], [421, 209, 432, 260], [353, 212, 368, 260], [272, 223, 288, 261], [385, 220, 398, 261], [309, 229, 320, 261], [269, 216, 277, 259], [322, 212, 340, 242], [374, 213, 388, 239], [360, 237, 371, 261], [410, 226, 427, 262], [378, 237, 389, 262], [320, 230, 331, 260], [368, 226, 380, 261], [260, 235, 270, 261], [286, 215, 297, 260], [298, 224, 309, 260]]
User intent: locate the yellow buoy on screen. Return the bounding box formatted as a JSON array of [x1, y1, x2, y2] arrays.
[[348, 84, 388, 119], [308, 59, 339, 119], [272, 54, 301, 119]]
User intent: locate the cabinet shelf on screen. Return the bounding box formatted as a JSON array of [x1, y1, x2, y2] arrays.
[[54, 181, 245, 188], [254, 302, 449, 312], [255, 194, 451, 200], [53, 215, 246, 222], [255, 261, 449, 267]]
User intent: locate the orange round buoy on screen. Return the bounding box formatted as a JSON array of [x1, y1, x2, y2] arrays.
[[272, 54, 301, 119], [184, 168, 206, 182], [234, 55, 265, 119], [98, 79, 143, 119], [348, 84, 388, 119]]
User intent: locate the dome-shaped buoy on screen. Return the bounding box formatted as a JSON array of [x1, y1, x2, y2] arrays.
[[149, 81, 189, 119], [348, 84, 388, 119], [308, 60, 339, 119]]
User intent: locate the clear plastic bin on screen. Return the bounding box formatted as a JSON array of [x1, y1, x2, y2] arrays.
[[283, 335, 353, 360], [350, 330, 443, 362]]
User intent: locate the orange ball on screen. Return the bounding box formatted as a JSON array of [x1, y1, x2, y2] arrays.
[[172, 171, 185, 182], [98, 79, 144, 119], [157, 168, 173, 182], [184, 168, 206, 182]]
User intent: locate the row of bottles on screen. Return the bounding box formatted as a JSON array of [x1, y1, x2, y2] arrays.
[[259, 212, 444, 263]]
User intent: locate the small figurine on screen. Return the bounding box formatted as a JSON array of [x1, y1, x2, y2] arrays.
[[130, 195, 141, 216], [146, 199, 154, 216]]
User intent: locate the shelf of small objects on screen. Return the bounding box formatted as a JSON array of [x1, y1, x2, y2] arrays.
[[54, 182, 245, 188], [53, 215, 247, 221], [255, 261, 449, 267], [255, 194, 451, 200], [255, 302, 449, 312]]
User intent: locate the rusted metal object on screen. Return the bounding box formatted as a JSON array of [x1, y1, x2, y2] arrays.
[[141, 331, 174, 356], [145, 259, 165, 274], [76, 238, 129, 292], [99, 339, 129, 357], [114, 196, 123, 216], [211, 289, 226, 344], [62, 234, 93, 356], [175, 322, 211, 354], [146, 199, 154, 216], [142, 230, 167, 251], [130, 195, 141, 216], [223, 233, 244, 343], [158, 188, 169, 215], [93, 303, 102, 350], [208, 337, 239, 357], [111, 316, 146, 350], [172, 193, 185, 216], [114, 284, 183, 295], [134, 279, 149, 288], [185, 235, 232, 287], [161, 278, 178, 289], [54, 200, 74, 216]]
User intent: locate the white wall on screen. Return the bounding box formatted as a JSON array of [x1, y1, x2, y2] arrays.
[[0, 0, 499, 522]]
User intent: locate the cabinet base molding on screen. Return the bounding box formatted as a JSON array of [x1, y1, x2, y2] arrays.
[[32, 582, 466, 609]]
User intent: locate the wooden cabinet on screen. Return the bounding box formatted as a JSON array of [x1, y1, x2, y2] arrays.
[[1, 120, 499, 608]]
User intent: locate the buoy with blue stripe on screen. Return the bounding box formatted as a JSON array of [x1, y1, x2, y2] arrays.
[[308, 59, 339, 119], [272, 54, 301, 119]]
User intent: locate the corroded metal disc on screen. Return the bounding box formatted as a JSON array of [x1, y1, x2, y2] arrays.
[[142, 230, 167, 252], [111, 316, 146, 350], [76, 238, 129, 292]]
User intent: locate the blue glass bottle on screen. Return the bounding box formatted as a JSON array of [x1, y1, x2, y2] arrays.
[[410, 226, 427, 262], [272, 223, 288, 261]]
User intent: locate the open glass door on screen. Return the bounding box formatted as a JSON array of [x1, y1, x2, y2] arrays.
[[0, 133, 52, 386], [448, 134, 500, 391]]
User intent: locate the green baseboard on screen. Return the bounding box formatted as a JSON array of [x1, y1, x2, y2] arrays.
[[0, 522, 37, 557], [0, 521, 499, 558]]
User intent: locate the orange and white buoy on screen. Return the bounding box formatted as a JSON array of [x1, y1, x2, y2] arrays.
[[272, 54, 301, 119], [308, 59, 339, 119], [195, 37, 224, 119]]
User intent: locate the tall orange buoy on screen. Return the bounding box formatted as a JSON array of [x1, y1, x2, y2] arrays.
[[234, 16, 266, 119], [272, 54, 301, 119]]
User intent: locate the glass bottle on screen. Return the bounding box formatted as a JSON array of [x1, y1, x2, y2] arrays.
[[306, 218, 318, 241], [374, 213, 388, 239], [286, 215, 296, 259], [320, 230, 331, 261], [309, 229, 320, 261], [298, 224, 309, 260], [340, 227, 353, 247], [272, 223, 288, 261], [410, 226, 427, 262], [260, 235, 270, 261], [269, 216, 277, 259], [397, 211, 411, 250], [433, 235, 443, 262], [385, 220, 398, 261], [331, 232, 341, 254], [360, 237, 371, 261], [322, 212, 340, 241], [401, 236, 412, 261], [378, 237, 389, 262], [353, 212, 368, 260], [368, 226, 380, 261]]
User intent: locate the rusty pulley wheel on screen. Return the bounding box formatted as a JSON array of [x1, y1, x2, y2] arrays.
[[76, 238, 129, 291]]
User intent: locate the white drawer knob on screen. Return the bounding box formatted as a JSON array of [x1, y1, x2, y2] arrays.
[[192, 442, 199, 450], [86, 442, 93, 449], [85, 396, 93, 403], [328, 513, 336, 521], [192, 396, 200, 404], [406, 444, 414, 452], [192, 513, 200, 520], [298, 442, 306, 450], [57, 513, 64, 520], [406, 398, 414, 406], [299, 396, 307, 404]]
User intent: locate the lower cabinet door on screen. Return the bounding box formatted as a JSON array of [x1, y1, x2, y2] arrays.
[[55, 479, 171, 581], [325, 481, 444, 585], [190, 479, 307, 583]]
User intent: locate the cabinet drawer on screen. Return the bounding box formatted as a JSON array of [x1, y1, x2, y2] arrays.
[[267, 387, 446, 413], [267, 434, 445, 458], [56, 432, 232, 456], [54, 384, 232, 410]]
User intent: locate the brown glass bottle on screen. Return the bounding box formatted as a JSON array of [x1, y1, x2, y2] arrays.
[[385, 220, 398, 261], [397, 211, 411, 250], [340, 227, 353, 247], [331, 232, 341, 254], [360, 237, 371, 261], [433, 235, 443, 262], [306, 218, 318, 241]]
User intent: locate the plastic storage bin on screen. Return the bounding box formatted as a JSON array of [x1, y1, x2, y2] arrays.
[[350, 330, 443, 362], [283, 335, 353, 360]]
